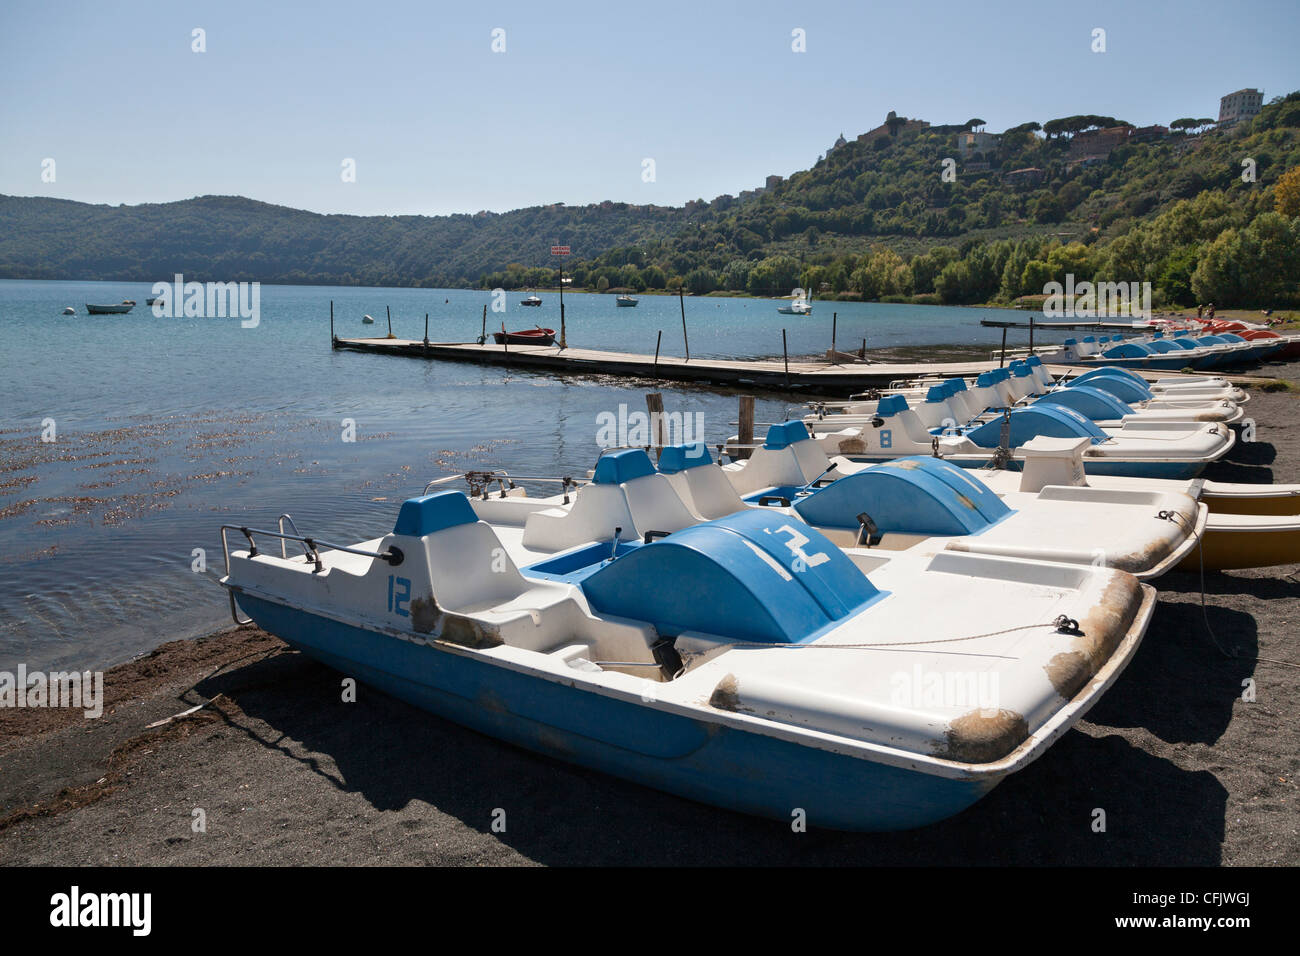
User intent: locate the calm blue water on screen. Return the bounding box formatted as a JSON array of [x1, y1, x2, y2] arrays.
[[0, 279, 1061, 671]]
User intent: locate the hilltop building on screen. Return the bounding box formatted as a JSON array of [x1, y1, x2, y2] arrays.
[[957, 130, 1000, 159], [1066, 125, 1132, 167], [1218, 88, 1263, 126], [856, 117, 930, 146], [1130, 124, 1169, 143]]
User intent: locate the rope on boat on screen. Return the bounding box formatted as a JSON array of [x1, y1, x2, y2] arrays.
[[1155, 506, 1298, 668], [727, 616, 1082, 652], [1190, 524, 1300, 670]]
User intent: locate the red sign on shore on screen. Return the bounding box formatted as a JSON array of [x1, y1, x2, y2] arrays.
[[550, 245, 571, 256]]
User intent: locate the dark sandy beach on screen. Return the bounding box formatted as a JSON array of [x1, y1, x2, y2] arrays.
[[2, 375, 1299, 866]]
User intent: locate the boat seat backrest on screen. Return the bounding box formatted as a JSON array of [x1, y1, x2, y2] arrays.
[[726, 422, 831, 495], [1006, 367, 1036, 401], [943, 382, 978, 421], [422, 520, 533, 611], [521, 483, 636, 553], [1026, 357, 1054, 391], [620, 473, 698, 534], [915, 387, 961, 429], [520, 448, 698, 552], [389, 492, 533, 612], [666, 465, 747, 520], [792, 432, 834, 477], [876, 397, 936, 447]]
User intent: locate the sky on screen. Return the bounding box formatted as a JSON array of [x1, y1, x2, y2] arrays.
[[2, 0, 1297, 217]]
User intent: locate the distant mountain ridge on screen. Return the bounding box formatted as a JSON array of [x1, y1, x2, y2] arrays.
[[0, 193, 696, 287]]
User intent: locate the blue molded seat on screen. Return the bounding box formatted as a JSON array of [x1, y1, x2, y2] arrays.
[[793, 456, 1011, 535], [965, 404, 1109, 448], [1034, 384, 1133, 420], [1067, 371, 1151, 403], [1072, 365, 1146, 387], [657, 442, 713, 474], [1103, 342, 1154, 359], [580, 509, 883, 644], [393, 490, 479, 537]]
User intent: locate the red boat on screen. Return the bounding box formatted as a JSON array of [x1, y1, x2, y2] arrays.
[[1234, 328, 1300, 360], [492, 327, 555, 346]]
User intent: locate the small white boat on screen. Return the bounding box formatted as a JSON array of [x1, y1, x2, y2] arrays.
[[809, 359, 1247, 435], [221, 448, 1156, 831], [362, 314, 375, 325], [777, 299, 812, 315], [521, 295, 543, 307], [616, 294, 638, 307], [817, 396, 1233, 479]]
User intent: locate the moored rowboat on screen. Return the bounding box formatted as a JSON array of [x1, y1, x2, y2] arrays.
[[493, 327, 555, 346]]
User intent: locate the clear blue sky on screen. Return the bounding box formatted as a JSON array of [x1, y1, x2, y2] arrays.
[[2, 0, 1296, 216]]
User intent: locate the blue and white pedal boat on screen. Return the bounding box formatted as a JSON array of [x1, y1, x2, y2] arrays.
[[808, 391, 1234, 480], [814, 360, 1246, 434], [221, 481, 1154, 831]]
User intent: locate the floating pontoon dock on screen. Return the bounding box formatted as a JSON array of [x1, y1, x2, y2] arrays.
[[331, 336, 1262, 395]]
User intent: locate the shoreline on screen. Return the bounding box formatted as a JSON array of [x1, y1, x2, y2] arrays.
[[3, 379, 1300, 864]]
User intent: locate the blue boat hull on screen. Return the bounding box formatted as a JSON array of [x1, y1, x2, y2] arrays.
[[236, 593, 998, 831]]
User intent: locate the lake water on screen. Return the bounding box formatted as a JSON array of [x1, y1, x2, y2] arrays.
[[0, 279, 1066, 672]]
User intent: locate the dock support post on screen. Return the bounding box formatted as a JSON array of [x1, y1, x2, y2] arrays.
[[646, 393, 665, 459], [860, 338, 866, 360], [481, 304, 487, 346], [782, 328, 790, 388], [737, 396, 755, 461], [831, 312, 837, 363], [679, 291, 690, 362], [330, 300, 335, 347], [999, 327, 1007, 368], [653, 330, 662, 373], [1028, 313, 1034, 355], [559, 265, 567, 350], [386, 305, 393, 339], [424, 312, 429, 347]]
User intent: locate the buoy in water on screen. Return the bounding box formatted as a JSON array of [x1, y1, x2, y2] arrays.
[[63, 307, 75, 315], [362, 314, 375, 324]]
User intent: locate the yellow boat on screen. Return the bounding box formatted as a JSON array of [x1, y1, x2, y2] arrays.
[[1178, 482, 1300, 571]]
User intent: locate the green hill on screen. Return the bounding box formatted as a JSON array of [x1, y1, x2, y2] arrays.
[[563, 93, 1300, 308], [0, 194, 693, 288]]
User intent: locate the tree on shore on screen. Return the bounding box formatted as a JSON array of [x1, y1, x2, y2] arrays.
[[1276, 166, 1300, 218]]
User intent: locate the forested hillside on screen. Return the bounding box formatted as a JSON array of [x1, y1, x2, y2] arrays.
[[0, 194, 693, 288], [558, 93, 1300, 308]]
